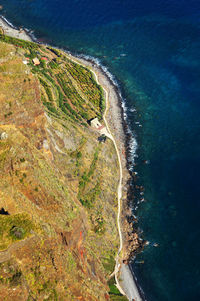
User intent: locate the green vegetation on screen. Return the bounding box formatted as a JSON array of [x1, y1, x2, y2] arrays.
[[93, 213, 105, 234], [78, 147, 100, 207], [40, 70, 56, 84], [0, 213, 34, 250], [0, 141, 10, 169], [108, 277, 128, 300], [0, 34, 105, 124], [0, 33, 38, 50], [39, 77, 54, 102], [4, 111, 13, 118], [43, 101, 58, 115], [55, 72, 90, 121], [65, 60, 105, 116], [46, 47, 61, 57], [80, 182, 101, 209], [48, 60, 59, 69], [76, 151, 82, 159], [65, 251, 76, 271], [102, 254, 116, 273]]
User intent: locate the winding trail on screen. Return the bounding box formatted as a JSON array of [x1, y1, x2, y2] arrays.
[[90, 71, 124, 294], [91, 68, 143, 301], [66, 54, 142, 301]]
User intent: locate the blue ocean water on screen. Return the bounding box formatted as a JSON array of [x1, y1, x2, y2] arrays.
[[1, 1, 200, 300]]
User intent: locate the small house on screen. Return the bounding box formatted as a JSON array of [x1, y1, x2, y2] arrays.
[[32, 58, 40, 66], [41, 57, 48, 61], [90, 118, 102, 129], [90, 117, 107, 136]]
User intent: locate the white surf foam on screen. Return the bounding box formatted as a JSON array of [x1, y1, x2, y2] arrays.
[[0, 15, 17, 29]]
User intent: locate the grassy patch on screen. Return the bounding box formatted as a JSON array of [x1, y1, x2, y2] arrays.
[[0, 42, 13, 57], [78, 147, 100, 206], [80, 181, 101, 209], [39, 77, 54, 102], [0, 141, 10, 169], [108, 277, 128, 300], [102, 254, 116, 273], [0, 213, 34, 250], [0, 33, 38, 50], [65, 250, 76, 272]]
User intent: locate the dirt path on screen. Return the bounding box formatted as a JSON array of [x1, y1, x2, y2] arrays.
[[86, 64, 143, 301], [90, 70, 125, 294], [68, 54, 143, 300]]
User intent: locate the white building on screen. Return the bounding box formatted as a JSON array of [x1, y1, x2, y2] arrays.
[[90, 118, 102, 129]]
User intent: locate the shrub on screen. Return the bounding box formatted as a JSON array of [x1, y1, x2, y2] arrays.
[[43, 102, 58, 115], [49, 60, 59, 69], [0, 34, 38, 50], [10, 226, 25, 240], [108, 277, 128, 300], [39, 78, 53, 102], [76, 151, 82, 159], [0, 213, 34, 250]]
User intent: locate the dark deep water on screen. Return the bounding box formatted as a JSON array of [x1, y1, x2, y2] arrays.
[[1, 1, 200, 300]]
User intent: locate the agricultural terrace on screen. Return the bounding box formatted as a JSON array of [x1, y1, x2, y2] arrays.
[[0, 34, 105, 126]]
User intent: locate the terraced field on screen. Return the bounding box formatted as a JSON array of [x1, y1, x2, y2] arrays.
[[0, 33, 105, 126]]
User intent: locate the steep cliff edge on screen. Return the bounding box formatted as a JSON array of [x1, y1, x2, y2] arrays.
[[0, 37, 128, 300]]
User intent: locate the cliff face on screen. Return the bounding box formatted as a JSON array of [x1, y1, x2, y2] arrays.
[[0, 38, 120, 300]]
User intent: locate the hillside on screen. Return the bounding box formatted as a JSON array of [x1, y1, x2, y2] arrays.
[[0, 35, 128, 300]]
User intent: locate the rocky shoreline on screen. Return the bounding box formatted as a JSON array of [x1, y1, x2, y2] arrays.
[[0, 16, 32, 41], [70, 54, 145, 300], [69, 54, 145, 262]]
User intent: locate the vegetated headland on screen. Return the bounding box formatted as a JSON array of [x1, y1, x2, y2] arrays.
[[0, 16, 145, 300]]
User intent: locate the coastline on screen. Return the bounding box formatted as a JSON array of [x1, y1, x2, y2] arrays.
[[75, 56, 145, 301], [0, 16, 32, 41], [0, 16, 144, 301]]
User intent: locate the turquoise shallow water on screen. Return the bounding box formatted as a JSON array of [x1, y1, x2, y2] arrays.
[[1, 1, 200, 300]]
